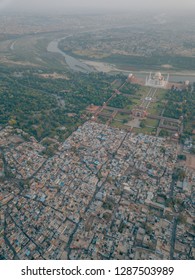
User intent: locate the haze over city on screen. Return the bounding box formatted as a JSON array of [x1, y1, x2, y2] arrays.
[[1, 0, 195, 13]]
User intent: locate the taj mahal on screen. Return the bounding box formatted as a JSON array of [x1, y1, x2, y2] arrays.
[[145, 72, 169, 88]]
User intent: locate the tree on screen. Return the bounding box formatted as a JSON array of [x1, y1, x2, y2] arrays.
[[122, 119, 128, 124], [177, 154, 186, 160], [172, 168, 186, 181], [140, 121, 146, 128], [8, 119, 16, 126]]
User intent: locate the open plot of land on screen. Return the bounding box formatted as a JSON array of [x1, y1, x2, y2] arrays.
[[38, 73, 69, 80], [185, 154, 195, 170], [87, 105, 100, 113], [82, 60, 114, 72], [126, 118, 140, 128], [0, 32, 70, 71]]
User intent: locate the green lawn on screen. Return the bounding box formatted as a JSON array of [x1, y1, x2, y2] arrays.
[[148, 103, 163, 116], [136, 86, 149, 98], [97, 116, 109, 124], [124, 98, 141, 110], [144, 118, 159, 127], [101, 108, 114, 115], [115, 112, 131, 121], [155, 88, 167, 101], [111, 79, 123, 89], [132, 126, 156, 135], [110, 120, 128, 129]]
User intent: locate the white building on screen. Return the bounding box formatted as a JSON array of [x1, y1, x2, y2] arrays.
[[145, 72, 169, 88]]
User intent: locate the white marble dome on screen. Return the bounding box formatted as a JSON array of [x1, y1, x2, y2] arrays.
[[154, 72, 162, 79]]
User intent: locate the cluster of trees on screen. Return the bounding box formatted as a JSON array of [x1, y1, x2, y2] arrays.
[[120, 83, 140, 95], [163, 101, 183, 119], [177, 154, 186, 161], [159, 129, 171, 137], [164, 84, 195, 137], [0, 69, 116, 140], [19, 71, 114, 107], [108, 95, 132, 109], [172, 168, 186, 181], [0, 75, 55, 124]]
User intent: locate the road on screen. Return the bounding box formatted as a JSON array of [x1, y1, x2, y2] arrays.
[[170, 217, 178, 260], [140, 87, 158, 109]]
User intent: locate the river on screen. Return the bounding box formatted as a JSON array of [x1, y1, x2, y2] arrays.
[[47, 36, 93, 73], [47, 37, 195, 83]]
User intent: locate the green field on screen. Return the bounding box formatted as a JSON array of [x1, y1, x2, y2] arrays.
[[143, 118, 159, 127], [155, 89, 167, 101], [132, 126, 156, 135], [115, 112, 131, 121], [97, 115, 109, 124], [101, 108, 114, 115], [148, 103, 163, 116], [110, 120, 128, 129], [136, 86, 149, 98]]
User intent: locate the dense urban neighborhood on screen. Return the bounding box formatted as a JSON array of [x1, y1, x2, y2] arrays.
[[0, 122, 194, 260]]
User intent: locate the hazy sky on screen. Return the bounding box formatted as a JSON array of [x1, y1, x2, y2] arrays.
[[1, 0, 195, 13]]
